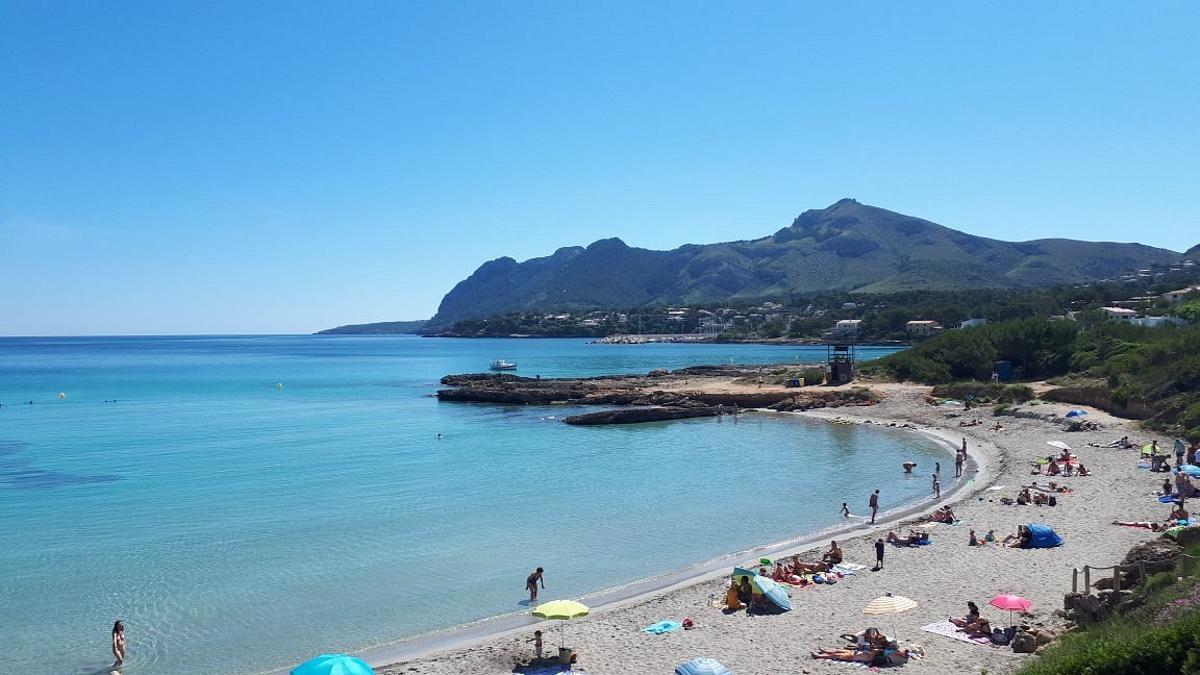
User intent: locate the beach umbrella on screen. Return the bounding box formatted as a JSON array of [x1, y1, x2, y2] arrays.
[[750, 575, 792, 612], [532, 599, 589, 649], [1064, 409, 1087, 418], [291, 654, 374, 675], [989, 594, 1032, 627], [675, 657, 733, 675], [863, 593, 917, 638], [1047, 441, 1072, 451]]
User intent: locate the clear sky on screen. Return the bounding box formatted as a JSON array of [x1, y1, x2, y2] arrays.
[[2, 1, 1197, 335]]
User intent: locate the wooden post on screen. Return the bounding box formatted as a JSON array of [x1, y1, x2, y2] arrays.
[[1072, 568, 1079, 594], [1139, 562, 1146, 585], [1083, 565, 1091, 594], [1113, 566, 1120, 592]]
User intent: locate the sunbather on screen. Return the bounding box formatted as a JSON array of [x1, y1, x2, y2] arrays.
[[1003, 525, 1031, 548], [960, 616, 992, 638], [950, 601, 981, 628], [1077, 464, 1090, 476], [886, 529, 930, 546], [822, 540, 843, 566], [1045, 457, 1061, 476], [811, 647, 874, 663], [1016, 487, 1032, 505], [1168, 502, 1189, 523], [724, 583, 747, 610], [931, 505, 957, 522], [1112, 520, 1167, 531]]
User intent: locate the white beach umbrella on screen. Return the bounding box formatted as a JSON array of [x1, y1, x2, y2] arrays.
[[863, 593, 918, 639], [1047, 441, 1071, 451]]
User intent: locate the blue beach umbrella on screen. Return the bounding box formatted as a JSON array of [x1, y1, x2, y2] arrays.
[[676, 656, 733, 675], [291, 653, 375, 675], [1065, 409, 1087, 418], [750, 575, 793, 612]]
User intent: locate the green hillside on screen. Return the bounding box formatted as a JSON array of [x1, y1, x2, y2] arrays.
[[427, 199, 1181, 327], [317, 320, 428, 335]]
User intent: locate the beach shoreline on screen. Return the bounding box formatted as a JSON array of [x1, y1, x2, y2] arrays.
[[310, 405, 987, 673], [356, 381, 1172, 675]]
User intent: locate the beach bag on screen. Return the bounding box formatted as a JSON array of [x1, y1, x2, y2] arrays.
[[1011, 631, 1037, 653], [1048, 496, 1057, 507], [886, 650, 910, 666], [990, 627, 1011, 645]]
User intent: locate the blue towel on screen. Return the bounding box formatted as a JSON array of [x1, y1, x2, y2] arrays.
[[1160, 495, 1177, 503], [642, 620, 682, 634]]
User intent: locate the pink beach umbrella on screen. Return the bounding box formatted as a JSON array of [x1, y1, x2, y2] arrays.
[[989, 594, 1032, 627]]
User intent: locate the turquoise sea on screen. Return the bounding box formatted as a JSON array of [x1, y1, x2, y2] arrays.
[[0, 336, 947, 675]]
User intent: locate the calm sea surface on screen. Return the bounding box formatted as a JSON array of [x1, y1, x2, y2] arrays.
[[0, 336, 944, 674]]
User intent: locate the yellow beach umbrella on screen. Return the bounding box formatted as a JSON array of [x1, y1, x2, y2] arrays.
[[863, 593, 918, 639], [532, 599, 589, 649]]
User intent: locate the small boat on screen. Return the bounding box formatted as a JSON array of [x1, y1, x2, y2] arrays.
[[490, 359, 517, 370]]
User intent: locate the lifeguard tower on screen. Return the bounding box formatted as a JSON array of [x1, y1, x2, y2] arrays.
[[826, 342, 856, 384]]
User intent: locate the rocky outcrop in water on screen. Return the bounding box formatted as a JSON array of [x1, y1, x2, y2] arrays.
[[436, 367, 879, 425]]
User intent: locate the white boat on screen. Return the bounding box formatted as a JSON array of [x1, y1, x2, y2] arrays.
[[490, 359, 517, 370]]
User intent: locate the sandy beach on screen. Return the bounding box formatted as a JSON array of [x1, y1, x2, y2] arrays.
[[373, 382, 1172, 675]]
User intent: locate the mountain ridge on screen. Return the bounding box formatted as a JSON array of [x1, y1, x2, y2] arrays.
[[427, 200, 1181, 327]]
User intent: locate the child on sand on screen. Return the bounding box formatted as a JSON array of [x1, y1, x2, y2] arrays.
[[528, 630, 543, 659]]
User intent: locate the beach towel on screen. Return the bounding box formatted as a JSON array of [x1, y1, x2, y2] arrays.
[[833, 562, 866, 574], [641, 620, 682, 635], [921, 620, 993, 645], [522, 667, 584, 675]]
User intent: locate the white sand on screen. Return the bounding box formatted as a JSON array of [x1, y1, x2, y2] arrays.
[[374, 386, 1173, 674]]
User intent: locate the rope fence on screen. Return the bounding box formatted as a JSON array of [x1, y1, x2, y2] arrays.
[[1073, 552, 1200, 595]]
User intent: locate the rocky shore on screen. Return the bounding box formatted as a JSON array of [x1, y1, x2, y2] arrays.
[[437, 365, 880, 424]]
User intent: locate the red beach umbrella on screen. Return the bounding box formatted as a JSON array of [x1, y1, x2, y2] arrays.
[[989, 594, 1032, 626]]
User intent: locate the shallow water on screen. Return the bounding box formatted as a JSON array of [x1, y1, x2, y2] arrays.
[[0, 335, 945, 674]]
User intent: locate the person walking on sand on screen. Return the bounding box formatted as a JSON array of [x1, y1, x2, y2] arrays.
[[874, 538, 885, 570], [526, 567, 545, 605], [869, 489, 880, 524], [111, 620, 126, 669], [932, 474, 941, 499], [955, 450, 965, 478], [840, 502, 850, 518]]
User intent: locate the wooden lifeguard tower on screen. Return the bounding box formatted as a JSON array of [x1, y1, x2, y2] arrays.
[[826, 342, 856, 384]]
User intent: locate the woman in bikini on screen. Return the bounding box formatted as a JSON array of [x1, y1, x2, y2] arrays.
[[111, 620, 126, 669], [526, 567, 545, 605]]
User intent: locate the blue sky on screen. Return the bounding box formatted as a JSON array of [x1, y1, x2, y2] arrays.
[[2, 1, 1197, 335]]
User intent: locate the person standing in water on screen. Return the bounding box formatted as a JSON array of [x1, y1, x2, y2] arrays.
[[111, 620, 126, 669], [869, 489, 880, 524], [840, 502, 850, 518], [526, 567, 545, 605], [932, 474, 941, 499], [955, 449, 965, 478]]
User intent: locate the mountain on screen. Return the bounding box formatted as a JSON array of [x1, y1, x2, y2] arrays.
[[427, 199, 1181, 327], [1187, 243, 1200, 259], [317, 319, 427, 335]]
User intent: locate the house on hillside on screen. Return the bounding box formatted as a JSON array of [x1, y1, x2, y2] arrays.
[[905, 320, 942, 337], [960, 318, 988, 329], [832, 319, 862, 337], [1162, 286, 1200, 303], [1134, 316, 1187, 328], [1100, 307, 1139, 323]]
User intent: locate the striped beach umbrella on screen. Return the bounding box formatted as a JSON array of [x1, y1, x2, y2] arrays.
[[676, 656, 733, 675], [863, 593, 918, 638]]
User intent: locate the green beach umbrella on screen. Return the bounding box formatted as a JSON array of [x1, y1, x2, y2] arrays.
[[532, 599, 590, 649]]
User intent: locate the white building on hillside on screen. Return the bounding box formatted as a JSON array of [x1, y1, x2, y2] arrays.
[[905, 320, 942, 336], [832, 319, 862, 336], [1100, 307, 1138, 323]]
